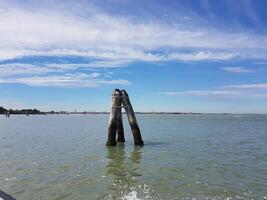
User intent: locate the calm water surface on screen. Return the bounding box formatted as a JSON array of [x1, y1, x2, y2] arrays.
[[0, 114, 266, 200]]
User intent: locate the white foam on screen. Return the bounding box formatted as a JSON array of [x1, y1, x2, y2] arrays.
[[122, 190, 141, 200], [4, 177, 16, 181]]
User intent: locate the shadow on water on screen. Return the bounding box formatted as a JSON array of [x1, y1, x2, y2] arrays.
[[98, 144, 143, 199]]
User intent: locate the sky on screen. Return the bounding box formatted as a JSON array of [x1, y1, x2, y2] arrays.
[[1, 0, 267, 113]]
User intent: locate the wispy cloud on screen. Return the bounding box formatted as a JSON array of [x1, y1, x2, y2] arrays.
[[159, 82, 267, 98], [221, 67, 253, 73], [254, 61, 267, 65], [167, 51, 236, 61], [158, 90, 243, 96], [0, 63, 55, 77], [0, 62, 125, 72], [0, 73, 131, 88], [225, 83, 267, 89], [0, 62, 130, 87]]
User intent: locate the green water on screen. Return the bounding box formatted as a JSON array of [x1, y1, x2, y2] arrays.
[[0, 114, 266, 200]]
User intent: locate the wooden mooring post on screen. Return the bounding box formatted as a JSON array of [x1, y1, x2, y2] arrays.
[[107, 89, 144, 146], [107, 89, 124, 146]]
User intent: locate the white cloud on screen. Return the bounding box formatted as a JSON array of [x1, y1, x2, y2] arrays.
[[0, 0, 267, 63], [221, 67, 253, 73], [1, 1, 267, 88], [167, 51, 236, 61], [225, 83, 267, 89], [87, 60, 130, 68], [0, 73, 131, 88]]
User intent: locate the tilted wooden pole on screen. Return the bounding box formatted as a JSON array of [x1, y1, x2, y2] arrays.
[[121, 90, 144, 146], [107, 89, 123, 146]]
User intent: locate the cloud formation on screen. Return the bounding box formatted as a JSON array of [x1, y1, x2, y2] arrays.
[[1, 0, 267, 63], [1, 0, 267, 88]]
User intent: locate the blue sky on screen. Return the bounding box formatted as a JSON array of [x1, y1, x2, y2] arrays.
[[1, 0, 267, 113]]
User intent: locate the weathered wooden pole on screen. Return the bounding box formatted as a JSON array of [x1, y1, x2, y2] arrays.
[[116, 109, 125, 142], [121, 90, 144, 146], [107, 89, 124, 146]]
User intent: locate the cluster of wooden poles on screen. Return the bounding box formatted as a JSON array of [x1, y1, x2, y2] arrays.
[[107, 89, 144, 146]]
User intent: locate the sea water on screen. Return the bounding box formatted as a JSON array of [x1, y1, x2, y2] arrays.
[[0, 114, 266, 200]]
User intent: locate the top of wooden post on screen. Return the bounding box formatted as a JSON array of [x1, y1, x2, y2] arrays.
[[121, 89, 129, 97], [112, 88, 121, 95]]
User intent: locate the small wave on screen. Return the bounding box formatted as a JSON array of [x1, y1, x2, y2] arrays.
[[119, 184, 157, 200]]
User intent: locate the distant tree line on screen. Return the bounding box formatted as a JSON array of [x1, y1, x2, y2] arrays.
[[0, 106, 6, 114], [0, 106, 41, 114]]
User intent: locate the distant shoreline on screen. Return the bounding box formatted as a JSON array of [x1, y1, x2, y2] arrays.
[[1, 107, 267, 115], [1, 111, 202, 115], [45, 112, 203, 115], [2, 112, 267, 115]]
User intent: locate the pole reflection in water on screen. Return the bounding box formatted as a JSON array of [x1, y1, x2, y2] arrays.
[[100, 144, 143, 199]]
